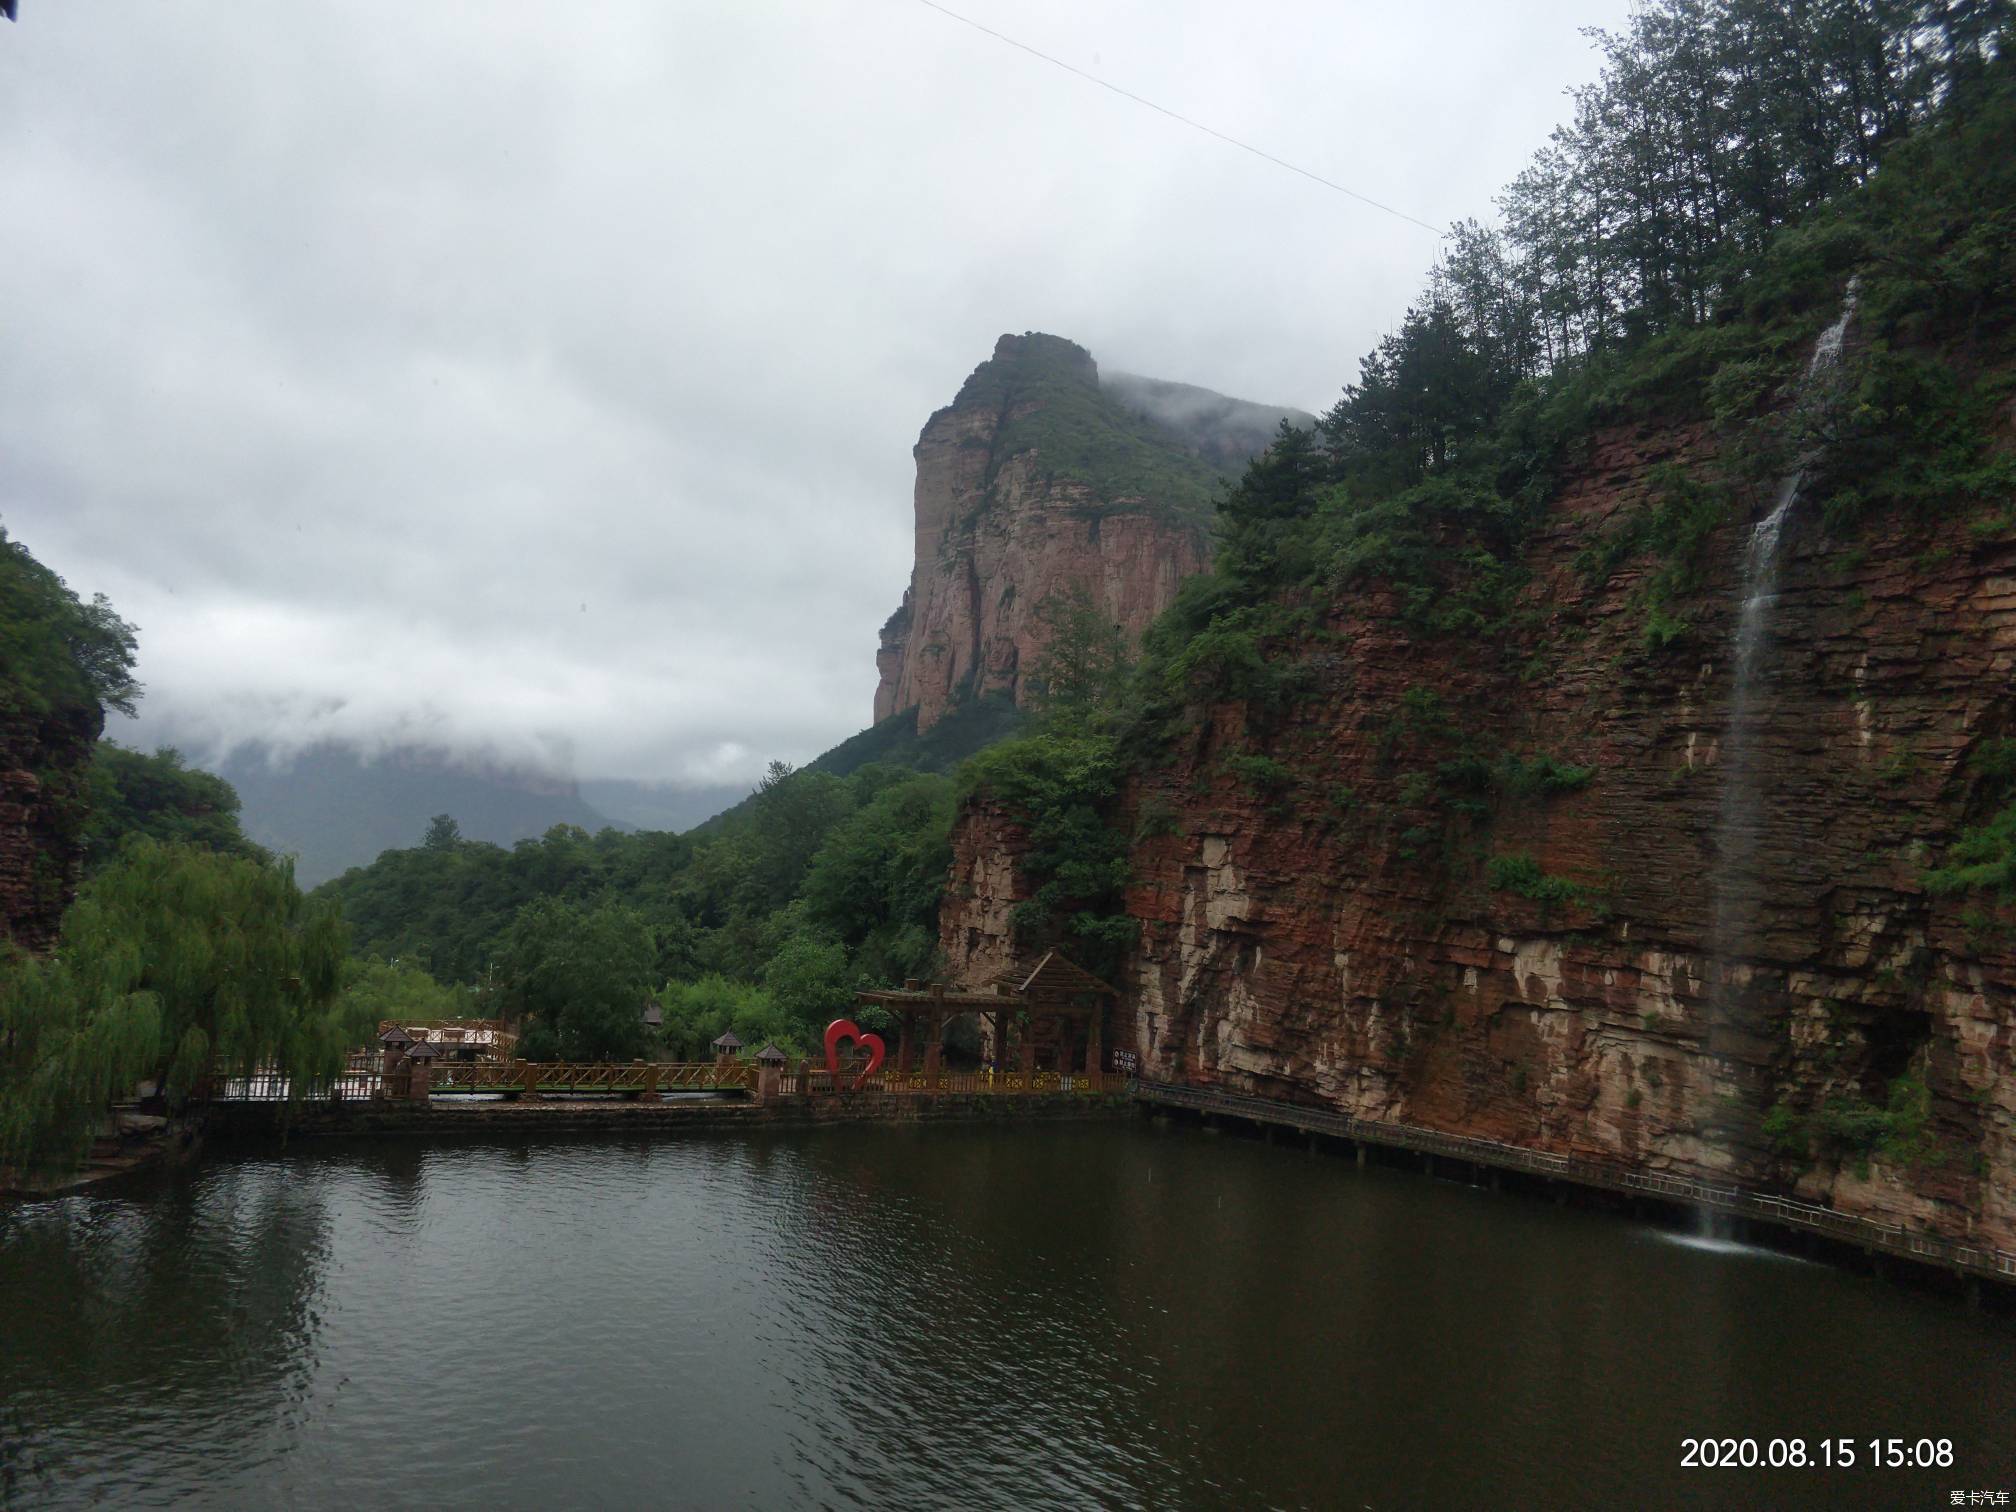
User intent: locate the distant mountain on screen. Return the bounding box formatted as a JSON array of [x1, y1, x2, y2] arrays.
[[216, 742, 626, 887], [578, 777, 748, 834]]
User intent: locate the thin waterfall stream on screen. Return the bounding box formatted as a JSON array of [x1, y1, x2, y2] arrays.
[[1702, 278, 1861, 1186]]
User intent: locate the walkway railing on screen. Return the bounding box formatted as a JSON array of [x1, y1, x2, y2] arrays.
[[1134, 1080, 2016, 1286], [197, 1061, 754, 1101], [204, 1070, 383, 1102], [428, 1062, 752, 1095], [199, 1059, 1126, 1103], [784, 1067, 1119, 1097]]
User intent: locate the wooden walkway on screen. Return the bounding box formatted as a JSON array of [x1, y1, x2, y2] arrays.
[[1134, 1080, 2016, 1290]]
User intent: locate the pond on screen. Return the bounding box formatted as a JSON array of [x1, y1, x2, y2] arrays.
[[1, 1119, 2010, 1508]]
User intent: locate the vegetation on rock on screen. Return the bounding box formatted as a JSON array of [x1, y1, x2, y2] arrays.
[[956, 334, 1233, 525]]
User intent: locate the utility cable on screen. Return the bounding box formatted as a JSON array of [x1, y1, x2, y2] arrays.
[[910, 0, 1445, 234]]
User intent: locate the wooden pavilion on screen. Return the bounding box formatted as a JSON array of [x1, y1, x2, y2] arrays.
[[854, 951, 1119, 1079]]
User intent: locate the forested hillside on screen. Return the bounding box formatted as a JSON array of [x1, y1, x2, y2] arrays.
[[965, 0, 2016, 972]]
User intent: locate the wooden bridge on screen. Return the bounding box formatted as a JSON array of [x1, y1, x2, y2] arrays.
[[426, 1061, 752, 1097], [202, 1060, 1127, 1103]]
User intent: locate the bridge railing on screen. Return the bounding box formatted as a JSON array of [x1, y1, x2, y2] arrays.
[[199, 1070, 384, 1102], [786, 1067, 1119, 1097], [1133, 1079, 2016, 1284], [428, 1061, 753, 1094]]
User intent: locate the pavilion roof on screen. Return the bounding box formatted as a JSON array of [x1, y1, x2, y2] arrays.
[[1004, 949, 1117, 1001], [855, 950, 1116, 1013]]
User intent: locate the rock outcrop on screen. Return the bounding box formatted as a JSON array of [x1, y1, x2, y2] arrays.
[[873, 333, 1307, 731], [942, 402, 2016, 1251]]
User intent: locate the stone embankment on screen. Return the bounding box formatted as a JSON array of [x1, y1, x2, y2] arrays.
[[198, 1089, 1131, 1142]]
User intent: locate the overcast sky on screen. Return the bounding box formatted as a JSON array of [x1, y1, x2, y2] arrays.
[[1, 0, 1630, 787]]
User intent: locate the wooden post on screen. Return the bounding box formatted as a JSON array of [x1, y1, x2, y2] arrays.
[[643, 1063, 660, 1101], [897, 1012, 915, 1074], [925, 983, 946, 1089], [522, 1061, 541, 1101], [990, 1009, 1007, 1075]]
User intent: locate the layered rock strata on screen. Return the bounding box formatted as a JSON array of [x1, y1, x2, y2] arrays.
[[943, 409, 2016, 1251]]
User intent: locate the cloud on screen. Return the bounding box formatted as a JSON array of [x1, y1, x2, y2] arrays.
[[0, 0, 1630, 784]]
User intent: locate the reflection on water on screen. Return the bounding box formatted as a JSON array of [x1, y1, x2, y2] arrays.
[[2, 1123, 2011, 1509]]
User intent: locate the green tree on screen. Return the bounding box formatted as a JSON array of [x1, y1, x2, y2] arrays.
[[1, 841, 357, 1171], [82, 743, 266, 876], [0, 526, 140, 722], [800, 771, 954, 982], [738, 761, 855, 914], [761, 932, 854, 1036], [498, 896, 654, 1061], [336, 956, 468, 1028], [959, 732, 1136, 980], [1026, 587, 1131, 735], [654, 973, 801, 1058]]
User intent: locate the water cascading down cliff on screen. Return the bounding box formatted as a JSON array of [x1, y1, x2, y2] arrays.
[[1707, 279, 1862, 1075], [935, 291, 2016, 1255]]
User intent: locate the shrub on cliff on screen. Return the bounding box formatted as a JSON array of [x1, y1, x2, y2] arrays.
[[1926, 739, 2016, 898], [960, 731, 1136, 980]]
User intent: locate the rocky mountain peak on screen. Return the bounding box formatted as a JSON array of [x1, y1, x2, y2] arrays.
[[872, 336, 1299, 731]]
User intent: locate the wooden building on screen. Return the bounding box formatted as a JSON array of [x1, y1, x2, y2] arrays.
[[855, 951, 1119, 1078]]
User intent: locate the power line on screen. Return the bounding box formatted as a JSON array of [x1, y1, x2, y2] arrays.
[[910, 0, 1444, 236]]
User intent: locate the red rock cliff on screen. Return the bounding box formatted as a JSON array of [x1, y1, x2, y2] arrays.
[[874, 334, 1302, 731], [943, 403, 2016, 1251]]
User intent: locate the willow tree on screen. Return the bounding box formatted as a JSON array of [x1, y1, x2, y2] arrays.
[[0, 840, 356, 1173]]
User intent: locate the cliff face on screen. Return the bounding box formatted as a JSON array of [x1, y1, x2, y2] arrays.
[[943, 408, 2016, 1250], [874, 334, 1304, 731], [0, 702, 103, 954]]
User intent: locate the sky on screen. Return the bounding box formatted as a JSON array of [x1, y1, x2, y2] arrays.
[[0, 0, 1632, 788]]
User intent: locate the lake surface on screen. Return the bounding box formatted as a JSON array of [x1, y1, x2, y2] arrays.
[[1, 1119, 2011, 1509]]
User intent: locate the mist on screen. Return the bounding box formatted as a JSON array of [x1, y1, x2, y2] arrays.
[[0, 0, 1633, 790]]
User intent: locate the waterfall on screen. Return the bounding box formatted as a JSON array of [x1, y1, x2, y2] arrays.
[[1706, 279, 1860, 1044]]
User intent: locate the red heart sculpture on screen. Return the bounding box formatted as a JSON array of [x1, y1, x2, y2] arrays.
[[823, 1018, 886, 1092]]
